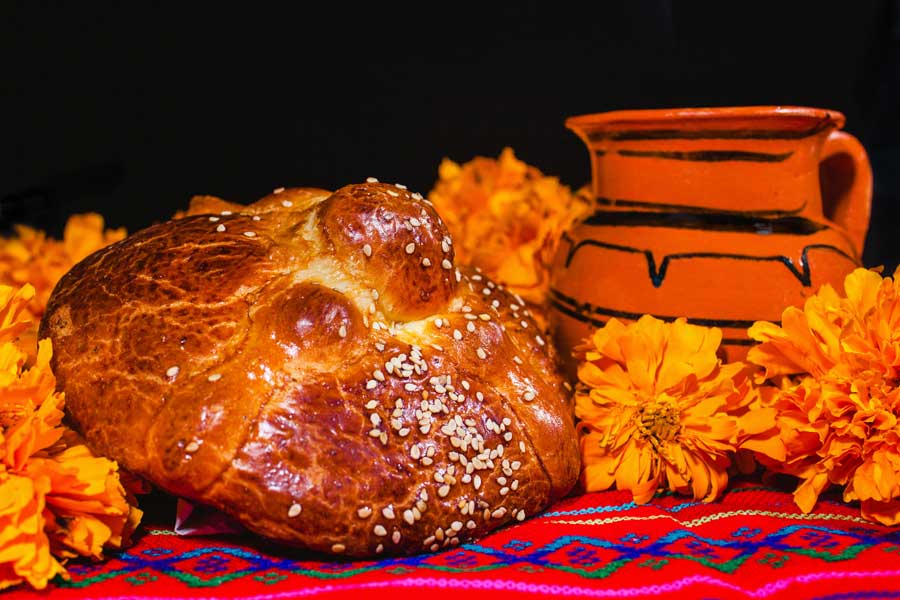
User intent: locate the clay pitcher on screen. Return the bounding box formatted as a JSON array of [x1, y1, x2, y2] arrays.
[[550, 106, 872, 373]]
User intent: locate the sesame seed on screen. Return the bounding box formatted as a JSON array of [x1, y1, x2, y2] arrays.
[[476, 348, 487, 360], [473, 475, 482, 490], [166, 366, 179, 378], [366, 177, 379, 183], [423, 535, 436, 547], [273, 187, 285, 194], [405, 243, 416, 254], [500, 486, 510, 496], [482, 288, 491, 296], [438, 484, 451, 497], [371, 289, 379, 300], [513, 356, 523, 365], [382, 506, 395, 519], [450, 521, 463, 532], [517, 510, 526, 521], [476, 391, 484, 401], [441, 259, 452, 269], [375, 342, 385, 352], [398, 427, 410, 437], [467, 322, 476, 332], [395, 183, 407, 189], [339, 325, 347, 338], [243, 231, 256, 237], [373, 369, 385, 381], [410, 217, 421, 227], [374, 525, 388, 536], [430, 543, 439, 552], [403, 509, 415, 525], [461, 380, 470, 390], [387, 190, 400, 197], [252, 215, 261, 221], [479, 313, 491, 321], [185, 441, 199, 453], [523, 391, 535, 401], [221, 210, 233, 216], [455, 269, 462, 282], [442, 240, 451, 253], [467, 520, 477, 529], [216, 224, 226, 232], [421, 455, 433, 465], [453, 329, 463, 341], [281, 200, 294, 208], [392, 531, 401, 544], [363, 244, 373, 257], [434, 318, 443, 328], [288, 503, 302, 518], [519, 441, 527, 452], [492, 508, 506, 519], [209, 216, 220, 222], [405, 383, 417, 392], [207, 373, 221, 382], [421, 257, 432, 267], [376, 544, 384, 554], [332, 543, 346, 552], [536, 335, 545, 346], [366, 380, 378, 390]]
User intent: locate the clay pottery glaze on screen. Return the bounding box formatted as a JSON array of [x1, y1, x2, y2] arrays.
[[549, 106, 872, 373]]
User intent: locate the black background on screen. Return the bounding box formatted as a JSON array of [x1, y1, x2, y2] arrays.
[[2, 2, 899, 274]]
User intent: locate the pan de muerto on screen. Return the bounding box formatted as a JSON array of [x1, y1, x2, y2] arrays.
[[40, 181, 580, 556]]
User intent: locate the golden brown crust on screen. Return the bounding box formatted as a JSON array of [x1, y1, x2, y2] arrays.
[[41, 182, 580, 557]]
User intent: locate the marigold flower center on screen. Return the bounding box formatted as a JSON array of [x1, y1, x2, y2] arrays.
[[635, 397, 681, 444]]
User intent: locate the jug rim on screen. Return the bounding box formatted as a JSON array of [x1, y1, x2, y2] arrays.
[[566, 106, 845, 139]]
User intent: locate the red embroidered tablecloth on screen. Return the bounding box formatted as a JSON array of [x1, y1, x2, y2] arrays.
[[7, 484, 900, 599]]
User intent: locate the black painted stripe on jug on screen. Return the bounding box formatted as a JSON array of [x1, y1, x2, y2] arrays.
[[549, 287, 764, 329], [581, 210, 827, 235], [561, 236, 859, 288], [584, 118, 833, 142], [550, 301, 756, 346], [593, 197, 808, 217], [617, 149, 794, 162]]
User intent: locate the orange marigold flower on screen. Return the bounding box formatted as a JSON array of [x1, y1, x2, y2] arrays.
[[0, 214, 125, 328], [428, 148, 590, 312], [748, 267, 900, 525], [0, 283, 141, 591], [575, 315, 784, 504]]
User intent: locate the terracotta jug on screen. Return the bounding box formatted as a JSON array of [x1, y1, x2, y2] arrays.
[[549, 106, 872, 373]]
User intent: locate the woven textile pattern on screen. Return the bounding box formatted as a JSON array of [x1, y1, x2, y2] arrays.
[[6, 484, 900, 599]]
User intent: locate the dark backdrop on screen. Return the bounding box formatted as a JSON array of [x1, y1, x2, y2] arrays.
[[2, 2, 899, 273]]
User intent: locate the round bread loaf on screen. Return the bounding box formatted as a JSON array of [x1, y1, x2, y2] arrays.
[[40, 182, 580, 557]]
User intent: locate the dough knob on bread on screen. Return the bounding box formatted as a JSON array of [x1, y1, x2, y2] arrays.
[[40, 182, 580, 557]]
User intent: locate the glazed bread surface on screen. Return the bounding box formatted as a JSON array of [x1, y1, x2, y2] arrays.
[[40, 182, 580, 556]]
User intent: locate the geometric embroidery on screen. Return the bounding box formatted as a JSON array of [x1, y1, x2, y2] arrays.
[[9, 484, 900, 599]]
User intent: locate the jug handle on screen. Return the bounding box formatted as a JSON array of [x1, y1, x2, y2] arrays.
[[820, 129, 872, 259]]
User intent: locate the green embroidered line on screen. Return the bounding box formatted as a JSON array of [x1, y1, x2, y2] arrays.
[[542, 558, 632, 579], [550, 509, 874, 528], [287, 563, 503, 580], [52, 569, 132, 589], [166, 568, 256, 587]]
